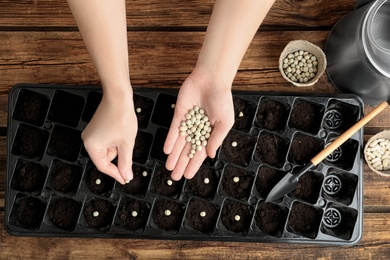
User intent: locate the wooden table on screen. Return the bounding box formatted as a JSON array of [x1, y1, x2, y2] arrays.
[[1, 0, 390, 259]]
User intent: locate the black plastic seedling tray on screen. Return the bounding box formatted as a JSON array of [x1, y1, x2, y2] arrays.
[[5, 84, 364, 245]]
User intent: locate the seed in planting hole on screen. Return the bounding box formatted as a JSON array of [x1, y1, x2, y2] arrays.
[[136, 107, 142, 113], [132, 211, 138, 217], [204, 178, 210, 184], [200, 211, 206, 217], [234, 215, 241, 221], [171, 104, 176, 109], [167, 179, 173, 186], [239, 111, 244, 118], [95, 178, 101, 185], [93, 211, 99, 217], [231, 141, 238, 147], [233, 177, 240, 183], [142, 171, 148, 177], [164, 209, 171, 216]]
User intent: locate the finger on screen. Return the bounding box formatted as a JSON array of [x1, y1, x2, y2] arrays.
[[170, 143, 192, 181], [165, 135, 187, 171], [117, 144, 134, 183], [206, 122, 231, 158], [89, 151, 126, 185], [163, 115, 182, 155], [100, 163, 127, 185], [183, 148, 207, 179]]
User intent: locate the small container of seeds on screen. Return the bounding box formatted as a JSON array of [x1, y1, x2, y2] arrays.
[[279, 40, 327, 87], [364, 130, 390, 177]]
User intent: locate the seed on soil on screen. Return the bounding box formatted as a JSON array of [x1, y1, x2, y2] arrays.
[[171, 104, 176, 108], [233, 177, 240, 183], [167, 180, 173, 186], [95, 179, 101, 185], [239, 111, 244, 117], [136, 107, 142, 113], [93, 211, 99, 217], [164, 209, 171, 216], [204, 178, 210, 184], [142, 171, 148, 177], [231, 141, 238, 147], [200, 211, 206, 217], [234, 215, 241, 221], [132, 211, 138, 217]]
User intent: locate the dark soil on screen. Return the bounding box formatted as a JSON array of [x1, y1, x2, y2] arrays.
[[48, 197, 81, 231], [256, 99, 288, 132], [13, 89, 50, 126], [47, 125, 82, 162], [289, 99, 322, 134], [220, 200, 251, 234], [255, 202, 287, 236], [85, 165, 115, 195], [255, 133, 288, 167], [288, 202, 322, 238], [12, 124, 48, 159], [220, 130, 256, 167], [82, 91, 102, 122], [83, 198, 115, 229], [48, 90, 84, 127], [152, 164, 184, 197], [292, 171, 322, 203], [151, 93, 176, 128], [116, 199, 150, 231], [152, 199, 184, 232], [50, 160, 82, 194], [134, 94, 154, 129], [14, 196, 45, 229], [187, 166, 218, 199], [122, 164, 151, 197], [133, 131, 153, 164], [12, 161, 46, 193], [232, 97, 255, 132], [255, 166, 287, 198], [221, 165, 253, 200], [289, 134, 323, 165], [185, 199, 218, 234]]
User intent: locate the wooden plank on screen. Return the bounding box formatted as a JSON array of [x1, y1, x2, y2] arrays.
[[0, 212, 389, 259], [0, 0, 355, 28]]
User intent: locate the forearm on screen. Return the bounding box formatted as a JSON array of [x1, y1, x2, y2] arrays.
[[67, 0, 131, 98], [196, 0, 275, 85]]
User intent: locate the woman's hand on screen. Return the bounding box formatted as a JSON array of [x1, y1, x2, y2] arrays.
[[164, 67, 234, 181]]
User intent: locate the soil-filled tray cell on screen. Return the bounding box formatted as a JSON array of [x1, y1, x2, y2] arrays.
[[288, 99, 324, 135], [253, 201, 288, 237], [12, 124, 49, 160], [184, 198, 219, 234], [48, 160, 83, 196], [84, 164, 115, 197], [287, 201, 322, 239], [13, 89, 50, 126], [9, 194, 46, 231], [116, 164, 151, 198], [255, 98, 289, 133], [82, 197, 115, 231], [150, 198, 185, 234], [218, 200, 253, 236], [219, 165, 254, 201], [232, 97, 256, 132], [324, 136, 359, 171], [254, 165, 287, 199], [321, 169, 358, 206], [134, 94, 154, 129], [48, 90, 85, 127], [151, 93, 176, 128], [46, 196, 82, 232], [133, 131, 153, 164], [290, 171, 323, 204], [82, 91, 102, 123], [47, 125, 82, 162], [322, 99, 360, 132], [11, 159, 47, 194], [185, 165, 219, 200], [220, 130, 256, 167], [288, 133, 323, 165], [254, 131, 289, 168], [150, 164, 184, 199], [115, 197, 150, 233]]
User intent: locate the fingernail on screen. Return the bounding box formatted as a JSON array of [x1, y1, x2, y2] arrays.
[[126, 171, 133, 182], [125, 179, 130, 184]]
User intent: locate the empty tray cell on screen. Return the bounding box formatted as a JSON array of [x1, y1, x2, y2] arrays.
[[82, 91, 102, 122], [150, 127, 168, 161], [150, 198, 185, 234], [254, 165, 287, 199], [151, 163, 184, 198], [185, 165, 219, 200], [324, 136, 359, 171], [220, 130, 256, 167], [255, 98, 289, 133], [322, 99, 360, 132], [48, 90, 85, 127], [288, 133, 323, 165], [322, 169, 358, 206], [82, 197, 115, 230], [115, 197, 150, 232], [47, 196, 81, 232], [320, 203, 358, 240], [254, 201, 288, 237], [133, 131, 153, 164], [118, 164, 151, 198], [134, 94, 154, 129], [12, 124, 49, 160], [49, 160, 83, 196], [290, 171, 323, 204], [254, 131, 289, 168], [13, 89, 50, 126], [219, 164, 254, 201], [47, 125, 82, 162], [289, 99, 324, 135], [9, 194, 46, 231], [84, 164, 115, 197], [184, 198, 219, 234], [11, 159, 47, 194], [287, 201, 322, 239], [151, 93, 176, 128], [218, 199, 252, 236], [232, 97, 256, 132]]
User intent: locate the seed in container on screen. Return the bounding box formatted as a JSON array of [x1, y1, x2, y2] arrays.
[[366, 138, 390, 171], [179, 106, 213, 159], [282, 50, 318, 83]]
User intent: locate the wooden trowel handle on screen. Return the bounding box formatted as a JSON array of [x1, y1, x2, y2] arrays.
[[311, 100, 389, 166]]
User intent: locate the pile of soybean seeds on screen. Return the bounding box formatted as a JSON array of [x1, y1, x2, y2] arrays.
[[282, 50, 318, 83], [179, 106, 212, 159], [366, 138, 390, 171]]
